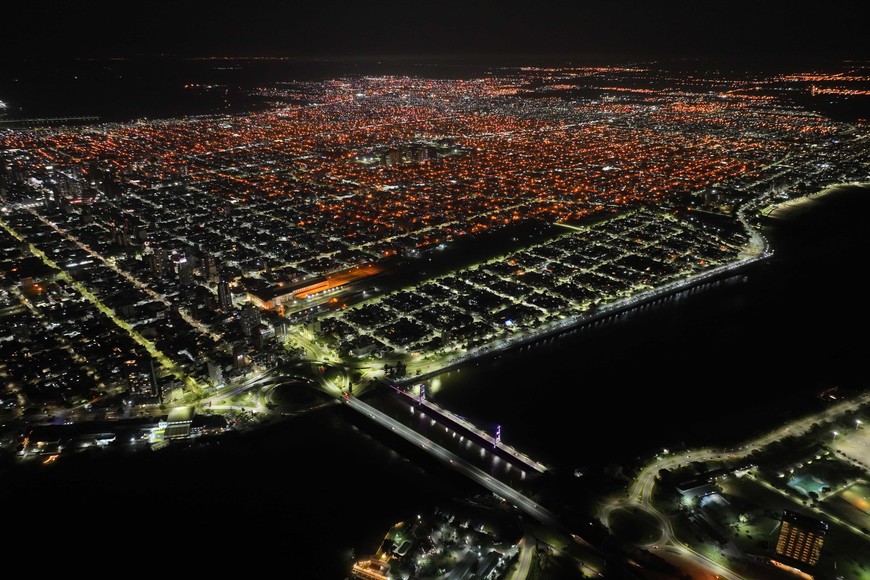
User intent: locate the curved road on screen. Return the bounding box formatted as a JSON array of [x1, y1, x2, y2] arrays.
[[630, 389, 870, 506], [607, 389, 870, 580]]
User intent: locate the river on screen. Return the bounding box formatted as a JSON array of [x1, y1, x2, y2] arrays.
[[428, 185, 870, 470], [3, 185, 867, 577]]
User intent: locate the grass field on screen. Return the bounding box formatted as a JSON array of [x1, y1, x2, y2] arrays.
[[822, 482, 870, 533]]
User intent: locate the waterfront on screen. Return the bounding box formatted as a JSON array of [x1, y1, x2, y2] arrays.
[[428, 185, 870, 469], [0, 406, 477, 576], [2, 185, 868, 576]]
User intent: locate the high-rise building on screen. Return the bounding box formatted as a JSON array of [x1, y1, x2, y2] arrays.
[[146, 249, 169, 277], [239, 304, 260, 337], [773, 510, 827, 567], [177, 259, 194, 286], [126, 355, 158, 404], [217, 279, 233, 312], [232, 344, 248, 368], [384, 149, 402, 167], [254, 323, 274, 348], [43, 186, 54, 208], [411, 143, 429, 163], [202, 254, 219, 283]]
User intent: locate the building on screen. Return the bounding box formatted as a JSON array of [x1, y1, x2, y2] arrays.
[[384, 149, 402, 167], [217, 279, 233, 312], [253, 323, 275, 348], [351, 559, 389, 580], [676, 478, 718, 502], [202, 254, 219, 282], [246, 275, 328, 310], [177, 259, 194, 286], [773, 510, 827, 567], [411, 143, 430, 163], [146, 249, 169, 277], [239, 304, 261, 337], [126, 355, 158, 404], [246, 265, 378, 312], [232, 344, 248, 369], [161, 407, 194, 440]]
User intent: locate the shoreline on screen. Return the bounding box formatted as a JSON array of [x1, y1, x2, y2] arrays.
[[760, 181, 870, 220], [397, 180, 867, 387], [395, 250, 770, 387]]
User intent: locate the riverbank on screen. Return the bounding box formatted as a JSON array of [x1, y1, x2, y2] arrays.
[[427, 183, 870, 469], [398, 250, 769, 387], [761, 181, 870, 220]]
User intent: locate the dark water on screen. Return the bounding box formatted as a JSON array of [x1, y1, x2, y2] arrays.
[[0, 407, 475, 576], [2, 186, 867, 577], [429, 185, 870, 471], [0, 57, 495, 123]]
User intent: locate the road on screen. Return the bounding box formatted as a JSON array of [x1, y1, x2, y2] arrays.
[[199, 367, 279, 406], [399, 248, 769, 385], [508, 535, 534, 580], [607, 388, 870, 580], [392, 386, 548, 474], [341, 394, 559, 527], [629, 388, 870, 506]]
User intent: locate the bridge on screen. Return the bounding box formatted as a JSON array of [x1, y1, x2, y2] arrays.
[[194, 360, 610, 574], [340, 392, 559, 527], [390, 383, 549, 475]]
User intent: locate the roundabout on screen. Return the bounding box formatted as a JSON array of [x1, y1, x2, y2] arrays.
[[265, 380, 330, 413], [603, 504, 666, 547]]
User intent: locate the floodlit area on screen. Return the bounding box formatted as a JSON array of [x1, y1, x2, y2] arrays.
[[823, 482, 870, 536], [352, 504, 522, 580], [832, 426, 870, 471]]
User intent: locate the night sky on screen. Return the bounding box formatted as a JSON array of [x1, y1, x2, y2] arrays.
[[3, 0, 867, 61]]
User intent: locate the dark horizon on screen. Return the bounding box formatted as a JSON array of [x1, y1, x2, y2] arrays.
[[4, 1, 868, 62]]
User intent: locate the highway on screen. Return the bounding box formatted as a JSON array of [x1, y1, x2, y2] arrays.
[[199, 367, 279, 406], [341, 394, 559, 527]]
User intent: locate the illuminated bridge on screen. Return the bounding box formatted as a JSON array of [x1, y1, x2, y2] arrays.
[[390, 383, 549, 475], [340, 394, 559, 527]]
